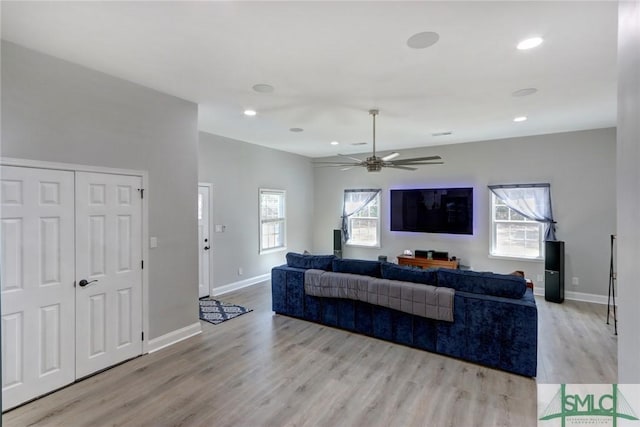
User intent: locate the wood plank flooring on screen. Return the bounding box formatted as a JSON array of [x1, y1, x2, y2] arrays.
[[3, 282, 617, 427]]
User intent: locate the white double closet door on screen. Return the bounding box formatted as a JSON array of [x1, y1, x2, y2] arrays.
[[1, 165, 143, 410]]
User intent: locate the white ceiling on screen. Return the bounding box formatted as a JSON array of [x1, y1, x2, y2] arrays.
[[1, 1, 618, 158]]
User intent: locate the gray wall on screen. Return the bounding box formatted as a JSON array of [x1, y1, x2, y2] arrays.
[[617, 0, 640, 383], [1, 41, 199, 339], [314, 128, 616, 297], [198, 132, 314, 289]]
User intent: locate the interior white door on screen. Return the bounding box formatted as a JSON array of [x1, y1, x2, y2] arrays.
[[75, 172, 143, 378], [1, 166, 75, 410], [198, 185, 211, 298]]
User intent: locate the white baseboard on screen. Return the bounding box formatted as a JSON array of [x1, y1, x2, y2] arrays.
[[146, 322, 202, 354], [533, 288, 608, 305], [212, 273, 270, 296]]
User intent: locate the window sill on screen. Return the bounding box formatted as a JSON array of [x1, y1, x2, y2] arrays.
[[345, 243, 381, 249], [488, 254, 544, 263], [260, 247, 287, 255]]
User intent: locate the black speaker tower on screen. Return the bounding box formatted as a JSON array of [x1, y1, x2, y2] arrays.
[[333, 229, 342, 258], [544, 240, 565, 303]]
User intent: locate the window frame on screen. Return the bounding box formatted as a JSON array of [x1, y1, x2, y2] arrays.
[[259, 188, 287, 254], [344, 190, 381, 248], [489, 193, 544, 261]]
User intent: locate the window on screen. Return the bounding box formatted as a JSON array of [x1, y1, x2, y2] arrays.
[[344, 190, 381, 247], [490, 193, 543, 259], [259, 189, 286, 253]]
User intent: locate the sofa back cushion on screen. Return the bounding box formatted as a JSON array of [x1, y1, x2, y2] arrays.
[[286, 252, 336, 271], [380, 262, 437, 286], [332, 258, 382, 278], [436, 269, 526, 299]]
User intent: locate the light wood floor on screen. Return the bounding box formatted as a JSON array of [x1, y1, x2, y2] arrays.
[[3, 282, 617, 427]]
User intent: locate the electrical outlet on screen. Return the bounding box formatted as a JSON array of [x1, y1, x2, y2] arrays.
[[572, 277, 579, 286], [238, 267, 243, 276]]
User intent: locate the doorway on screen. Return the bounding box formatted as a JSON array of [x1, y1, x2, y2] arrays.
[[198, 183, 212, 298]]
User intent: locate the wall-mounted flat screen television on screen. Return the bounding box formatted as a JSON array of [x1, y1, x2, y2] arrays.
[[390, 187, 473, 235]]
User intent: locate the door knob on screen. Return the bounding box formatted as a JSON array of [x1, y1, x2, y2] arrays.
[[204, 246, 210, 251], [78, 279, 98, 287]]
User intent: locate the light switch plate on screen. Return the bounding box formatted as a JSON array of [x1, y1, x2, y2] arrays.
[[150, 237, 158, 248]]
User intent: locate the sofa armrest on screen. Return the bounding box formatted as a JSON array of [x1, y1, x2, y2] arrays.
[[437, 288, 537, 376], [272, 265, 306, 317]]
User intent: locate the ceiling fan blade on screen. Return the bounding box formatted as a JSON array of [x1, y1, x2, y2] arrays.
[[392, 161, 444, 166], [338, 153, 365, 162], [381, 152, 400, 161], [313, 161, 360, 165], [314, 164, 362, 168], [386, 165, 417, 171], [392, 156, 442, 164], [340, 166, 355, 171]]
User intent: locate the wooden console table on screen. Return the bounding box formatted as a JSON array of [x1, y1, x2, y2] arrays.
[[397, 255, 459, 270]]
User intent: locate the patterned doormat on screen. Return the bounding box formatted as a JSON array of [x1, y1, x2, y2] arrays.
[[199, 298, 253, 325]]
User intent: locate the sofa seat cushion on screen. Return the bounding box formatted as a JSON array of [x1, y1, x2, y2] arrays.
[[436, 269, 526, 299], [286, 252, 336, 271], [332, 258, 382, 278], [381, 262, 437, 285]]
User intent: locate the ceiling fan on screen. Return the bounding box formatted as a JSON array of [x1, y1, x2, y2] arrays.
[[314, 109, 444, 172]]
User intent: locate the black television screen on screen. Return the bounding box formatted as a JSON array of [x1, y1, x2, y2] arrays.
[[390, 187, 473, 235]]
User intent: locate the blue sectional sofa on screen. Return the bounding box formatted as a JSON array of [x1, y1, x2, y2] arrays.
[[271, 253, 538, 377]]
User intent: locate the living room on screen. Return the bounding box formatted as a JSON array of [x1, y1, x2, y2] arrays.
[[1, 1, 639, 425]]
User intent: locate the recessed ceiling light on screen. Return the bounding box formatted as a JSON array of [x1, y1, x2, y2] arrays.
[[244, 109, 257, 116], [512, 88, 538, 97], [252, 84, 274, 93], [513, 116, 528, 122], [330, 141, 339, 146], [407, 31, 440, 49], [432, 131, 453, 137], [517, 37, 543, 50], [289, 127, 304, 133]]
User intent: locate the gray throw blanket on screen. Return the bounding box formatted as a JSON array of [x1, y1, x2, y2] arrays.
[[304, 269, 454, 322]]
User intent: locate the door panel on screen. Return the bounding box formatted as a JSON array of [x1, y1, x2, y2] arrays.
[[75, 172, 142, 378], [1, 166, 75, 410], [2, 313, 23, 388], [198, 185, 211, 298]]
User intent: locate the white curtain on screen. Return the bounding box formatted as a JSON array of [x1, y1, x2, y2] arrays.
[[342, 189, 381, 242], [488, 183, 557, 240]]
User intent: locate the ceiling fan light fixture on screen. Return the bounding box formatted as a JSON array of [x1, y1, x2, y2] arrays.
[[366, 159, 383, 173]]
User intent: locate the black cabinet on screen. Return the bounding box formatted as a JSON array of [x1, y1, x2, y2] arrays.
[[545, 240, 565, 303]]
